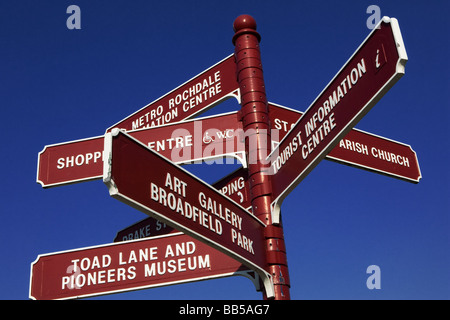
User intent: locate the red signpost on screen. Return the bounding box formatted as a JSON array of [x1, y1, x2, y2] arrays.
[[268, 17, 409, 224], [103, 130, 274, 297], [30, 232, 254, 300], [32, 15, 418, 301], [232, 15, 290, 299]]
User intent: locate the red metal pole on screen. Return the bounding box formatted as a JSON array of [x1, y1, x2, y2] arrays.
[[232, 14, 291, 300]]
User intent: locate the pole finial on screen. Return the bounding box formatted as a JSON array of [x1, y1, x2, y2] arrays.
[[233, 14, 257, 32], [232, 14, 260, 44]]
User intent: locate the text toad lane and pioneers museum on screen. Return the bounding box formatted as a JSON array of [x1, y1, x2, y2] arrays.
[[31, 15, 421, 300]]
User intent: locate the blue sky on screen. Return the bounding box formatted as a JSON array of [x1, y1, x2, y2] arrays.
[[1, 0, 449, 300]]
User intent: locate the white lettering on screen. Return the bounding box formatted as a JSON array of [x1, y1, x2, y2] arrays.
[[371, 147, 410, 167], [56, 151, 102, 169]]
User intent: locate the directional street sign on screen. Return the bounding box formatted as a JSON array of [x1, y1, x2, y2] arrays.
[[326, 128, 421, 183], [107, 54, 240, 132], [33, 15, 420, 300], [30, 232, 255, 300], [129, 111, 245, 165], [212, 167, 251, 209], [114, 168, 251, 243], [37, 102, 420, 188], [37, 136, 104, 187], [269, 102, 421, 183], [103, 130, 274, 297], [36, 54, 240, 188], [37, 111, 245, 188], [268, 18, 409, 223], [114, 217, 178, 242]]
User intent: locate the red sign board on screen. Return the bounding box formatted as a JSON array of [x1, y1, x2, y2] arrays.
[[37, 102, 420, 189], [212, 167, 251, 209], [326, 128, 421, 182], [114, 217, 178, 242], [129, 111, 245, 165], [269, 102, 421, 183], [268, 18, 408, 223], [115, 167, 252, 243], [103, 130, 273, 297], [107, 54, 240, 132], [37, 103, 420, 189], [37, 136, 104, 187], [30, 233, 254, 300], [37, 112, 245, 188]]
